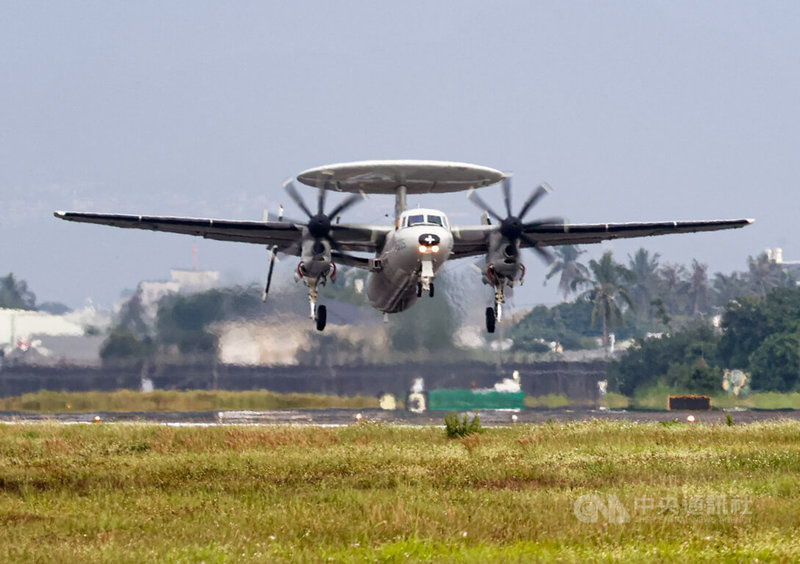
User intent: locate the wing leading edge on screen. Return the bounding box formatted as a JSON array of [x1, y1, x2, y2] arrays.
[[452, 218, 753, 259], [53, 211, 389, 254]]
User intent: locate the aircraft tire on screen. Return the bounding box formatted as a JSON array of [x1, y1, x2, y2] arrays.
[[416, 283, 422, 297], [485, 307, 496, 333], [316, 305, 327, 331], [429, 283, 435, 298]]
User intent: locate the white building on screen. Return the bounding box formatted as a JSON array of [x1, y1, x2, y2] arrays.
[[0, 308, 84, 351]]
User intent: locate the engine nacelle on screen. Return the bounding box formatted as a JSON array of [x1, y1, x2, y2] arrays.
[[299, 238, 332, 279], [484, 232, 522, 281]]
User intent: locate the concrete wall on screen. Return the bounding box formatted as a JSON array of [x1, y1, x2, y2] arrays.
[[0, 361, 606, 406]]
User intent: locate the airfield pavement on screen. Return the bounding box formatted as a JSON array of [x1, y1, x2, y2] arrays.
[[2, 407, 800, 425]]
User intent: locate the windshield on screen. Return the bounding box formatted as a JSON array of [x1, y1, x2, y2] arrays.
[[407, 214, 426, 226], [406, 214, 445, 227]]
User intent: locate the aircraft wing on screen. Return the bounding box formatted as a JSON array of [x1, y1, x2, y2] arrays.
[[53, 211, 389, 254], [451, 218, 753, 259]]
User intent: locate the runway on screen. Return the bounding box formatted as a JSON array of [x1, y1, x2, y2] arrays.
[[2, 407, 799, 425]]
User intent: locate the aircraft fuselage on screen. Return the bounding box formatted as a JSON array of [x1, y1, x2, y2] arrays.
[[366, 208, 453, 313]]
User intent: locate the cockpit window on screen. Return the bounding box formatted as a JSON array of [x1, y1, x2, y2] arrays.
[[403, 213, 447, 227]]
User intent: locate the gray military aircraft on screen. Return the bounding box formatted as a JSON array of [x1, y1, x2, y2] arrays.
[[55, 160, 752, 332]]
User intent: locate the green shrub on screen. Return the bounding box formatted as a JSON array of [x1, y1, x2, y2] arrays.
[[524, 394, 570, 408], [444, 411, 483, 438]]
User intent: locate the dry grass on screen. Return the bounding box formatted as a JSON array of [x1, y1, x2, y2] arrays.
[[0, 389, 379, 413]]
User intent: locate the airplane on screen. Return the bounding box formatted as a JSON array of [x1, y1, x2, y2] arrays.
[[55, 160, 753, 333]]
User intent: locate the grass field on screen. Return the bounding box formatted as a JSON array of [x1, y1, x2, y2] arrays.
[[603, 387, 800, 411], [0, 389, 379, 413], [4, 388, 800, 415], [1, 420, 799, 562]]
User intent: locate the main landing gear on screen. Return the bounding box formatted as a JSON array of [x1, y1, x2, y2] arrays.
[[484, 264, 522, 333], [485, 295, 503, 334], [485, 306, 496, 333], [315, 304, 327, 331], [298, 263, 335, 331]]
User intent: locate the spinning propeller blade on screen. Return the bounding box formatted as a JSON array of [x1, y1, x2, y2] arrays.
[[284, 179, 313, 218], [468, 177, 562, 265], [283, 178, 365, 258], [262, 245, 278, 301]]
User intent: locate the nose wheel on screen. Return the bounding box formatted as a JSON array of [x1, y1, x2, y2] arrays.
[[416, 281, 435, 298]]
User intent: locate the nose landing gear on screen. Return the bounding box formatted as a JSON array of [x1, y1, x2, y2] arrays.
[[417, 257, 436, 298], [416, 281, 435, 298]]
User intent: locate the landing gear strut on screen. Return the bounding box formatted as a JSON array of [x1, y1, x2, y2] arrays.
[[299, 263, 334, 331], [485, 265, 507, 333], [308, 283, 327, 332], [485, 289, 503, 333]]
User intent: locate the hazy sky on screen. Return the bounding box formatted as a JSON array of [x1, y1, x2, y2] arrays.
[[2, 2, 799, 311]]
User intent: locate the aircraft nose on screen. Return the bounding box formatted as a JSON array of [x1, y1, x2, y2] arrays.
[[418, 233, 441, 246]]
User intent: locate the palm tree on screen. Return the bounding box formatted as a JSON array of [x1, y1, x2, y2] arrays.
[[575, 251, 635, 353], [545, 245, 589, 300], [712, 271, 748, 307], [687, 259, 711, 316], [627, 248, 660, 321], [657, 263, 690, 315], [746, 252, 789, 297], [0, 273, 36, 310]]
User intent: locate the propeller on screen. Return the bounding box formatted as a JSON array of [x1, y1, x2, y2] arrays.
[[283, 178, 364, 255], [262, 246, 278, 301], [262, 206, 283, 301], [468, 176, 563, 264]]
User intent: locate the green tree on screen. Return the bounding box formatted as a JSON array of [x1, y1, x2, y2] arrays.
[[762, 287, 800, 334], [749, 333, 800, 392], [718, 296, 770, 369], [657, 263, 689, 316], [608, 322, 721, 396], [746, 252, 790, 297], [100, 329, 154, 366], [545, 245, 589, 301], [574, 251, 635, 353], [687, 260, 711, 316], [712, 272, 748, 308], [0, 273, 36, 310], [511, 300, 597, 351], [117, 292, 150, 338], [156, 287, 266, 357], [627, 248, 660, 323]]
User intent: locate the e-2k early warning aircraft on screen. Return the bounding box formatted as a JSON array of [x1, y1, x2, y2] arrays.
[[55, 160, 752, 332]]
